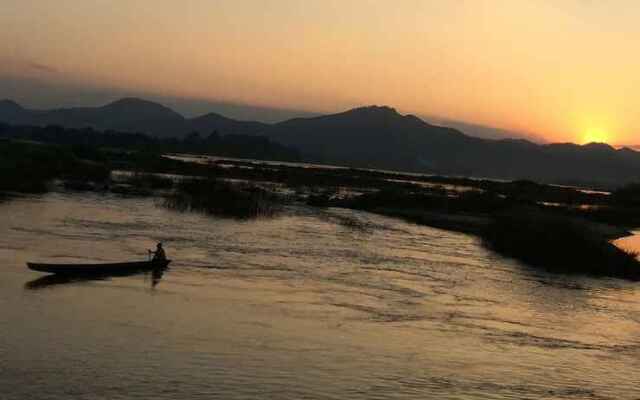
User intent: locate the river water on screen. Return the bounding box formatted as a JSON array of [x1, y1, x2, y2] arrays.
[[1, 191, 640, 399]]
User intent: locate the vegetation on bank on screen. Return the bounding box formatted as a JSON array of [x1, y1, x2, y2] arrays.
[[0, 123, 301, 162], [613, 183, 640, 206], [483, 209, 639, 279], [125, 172, 175, 190], [0, 137, 280, 219], [335, 185, 640, 279], [0, 139, 110, 193], [164, 178, 282, 219]]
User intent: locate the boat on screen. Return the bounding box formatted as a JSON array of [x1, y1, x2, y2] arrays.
[[27, 259, 171, 275]]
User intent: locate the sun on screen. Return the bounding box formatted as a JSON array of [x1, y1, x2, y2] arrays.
[[581, 128, 610, 144]]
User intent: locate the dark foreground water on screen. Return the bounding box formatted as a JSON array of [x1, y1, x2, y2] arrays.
[[2, 192, 640, 399]]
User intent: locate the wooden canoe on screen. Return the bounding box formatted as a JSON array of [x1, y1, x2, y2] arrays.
[[27, 259, 171, 275]]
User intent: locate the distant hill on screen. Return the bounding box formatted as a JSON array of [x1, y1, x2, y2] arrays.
[[0, 98, 188, 138], [269, 106, 453, 171], [270, 106, 640, 187], [190, 112, 269, 136], [0, 97, 275, 139], [2, 98, 639, 187]]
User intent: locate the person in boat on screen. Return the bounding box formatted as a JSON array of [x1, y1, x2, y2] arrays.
[[150, 242, 167, 262]]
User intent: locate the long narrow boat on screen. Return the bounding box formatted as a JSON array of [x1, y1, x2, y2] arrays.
[[27, 259, 171, 275]]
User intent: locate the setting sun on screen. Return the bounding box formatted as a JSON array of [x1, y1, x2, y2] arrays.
[[582, 129, 611, 144]]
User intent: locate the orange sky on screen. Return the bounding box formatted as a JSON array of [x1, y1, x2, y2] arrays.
[[2, 1, 640, 145]]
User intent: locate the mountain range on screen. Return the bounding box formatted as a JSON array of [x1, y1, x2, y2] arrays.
[[1, 97, 639, 187]]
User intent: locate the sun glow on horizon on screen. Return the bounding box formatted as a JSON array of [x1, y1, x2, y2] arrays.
[[3, 1, 640, 144], [581, 128, 612, 145]]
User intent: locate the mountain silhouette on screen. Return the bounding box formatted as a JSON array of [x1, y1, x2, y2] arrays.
[[0, 98, 187, 138], [190, 112, 269, 136], [266, 107, 640, 186], [269, 105, 469, 170], [2, 98, 639, 186], [0, 99, 27, 122]]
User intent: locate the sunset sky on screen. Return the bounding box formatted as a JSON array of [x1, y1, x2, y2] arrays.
[[2, 1, 640, 145]]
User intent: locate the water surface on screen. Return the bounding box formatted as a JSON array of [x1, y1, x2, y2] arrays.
[[1, 192, 639, 399]]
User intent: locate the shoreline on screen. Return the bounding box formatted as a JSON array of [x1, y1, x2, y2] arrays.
[[2, 137, 640, 280]]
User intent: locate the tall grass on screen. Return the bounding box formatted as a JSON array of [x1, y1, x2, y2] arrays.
[[125, 172, 175, 190], [483, 208, 640, 279], [164, 178, 281, 219]]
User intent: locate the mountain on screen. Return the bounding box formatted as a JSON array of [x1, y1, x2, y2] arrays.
[[0, 98, 188, 138], [0, 99, 28, 123], [190, 112, 269, 136], [0, 98, 273, 139], [2, 98, 640, 187], [268, 106, 463, 170], [266, 106, 640, 186]]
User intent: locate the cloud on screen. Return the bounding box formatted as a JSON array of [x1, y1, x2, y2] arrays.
[[0, 58, 59, 78], [0, 74, 318, 122], [0, 75, 124, 109], [27, 62, 58, 74], [159, 96, 321, 122], [421, 114, 546, 143]]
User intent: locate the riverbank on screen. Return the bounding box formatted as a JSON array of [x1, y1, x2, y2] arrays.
[[334, 189, 639, 280], [2, 138, 640, 279]]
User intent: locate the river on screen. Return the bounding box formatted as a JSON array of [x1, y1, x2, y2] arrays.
[[1, 191, 639, 399]]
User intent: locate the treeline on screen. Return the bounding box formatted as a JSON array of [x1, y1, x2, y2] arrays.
[[0, 140, 110, 193], [0, 122, 301, 194], [0, 123, 301, 162]]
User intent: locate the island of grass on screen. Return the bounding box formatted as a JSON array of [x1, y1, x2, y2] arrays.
[[164, 177, 282, 219]]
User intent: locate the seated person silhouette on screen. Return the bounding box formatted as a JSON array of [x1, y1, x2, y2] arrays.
[[150, 242, 167, 262]]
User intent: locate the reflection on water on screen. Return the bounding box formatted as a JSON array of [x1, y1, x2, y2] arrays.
[[2, 191, 640, 399], [614, 231, 640, 256], [25, 273, 111, 290]]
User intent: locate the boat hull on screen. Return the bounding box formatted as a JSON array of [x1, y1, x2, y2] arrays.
[[27, 260, 171, 275]]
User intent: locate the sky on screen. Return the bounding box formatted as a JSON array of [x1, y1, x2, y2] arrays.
[[2, 0, 640, 145]]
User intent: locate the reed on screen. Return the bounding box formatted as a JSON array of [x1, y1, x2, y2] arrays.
[[125, 172, 175, 190], [483, 208, 640, 279], [164, 178, 281, 219]]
